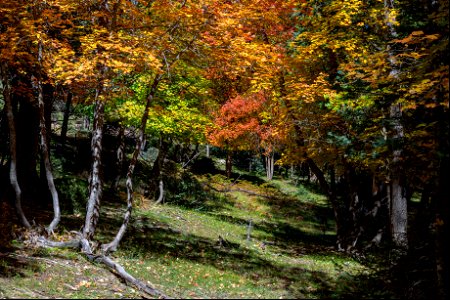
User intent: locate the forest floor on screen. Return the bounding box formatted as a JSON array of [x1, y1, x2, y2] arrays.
[[0, 154, 395, 298]]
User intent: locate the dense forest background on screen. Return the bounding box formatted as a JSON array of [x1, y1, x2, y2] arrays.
[[0, 0, 448, 299]]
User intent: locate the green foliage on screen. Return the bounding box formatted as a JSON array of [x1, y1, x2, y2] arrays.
[[114, 73, 212, 144], [54, 175, 88, 214]]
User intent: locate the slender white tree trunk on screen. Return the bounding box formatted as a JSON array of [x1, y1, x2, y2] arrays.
[[36, 78, 61, 234], [102, 77, 161, 253], [35, 41, 61, 234], [83, 90, 105, 239], [1, 64, 31, 229], [265, 151, 274, 181]]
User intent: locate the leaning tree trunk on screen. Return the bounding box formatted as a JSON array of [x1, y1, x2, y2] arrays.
[[1, 65, 31, 229], [35, 75, 61, 234], [83, 91, 105, 240], [305, 157, 346, 250], [102, 77, 161, 254]]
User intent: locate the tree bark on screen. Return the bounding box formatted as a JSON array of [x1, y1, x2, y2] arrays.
[[83, 91, 105, 240], [1, 65, 31, 229], [36, 75, 61, 234], [265, 151, 275, 180], [102, 77, 161, 254], [226, 150, 233, 178], [384, 0, 408, 250], [305, 157, 345, 250], [112, 125, 125, 191], [60, 91, 72, 152], [154, 180, 165, 205], [149, 137, 169, 198]]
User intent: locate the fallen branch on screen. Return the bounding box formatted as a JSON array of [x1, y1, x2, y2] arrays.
[[35, 234, 169, 299]]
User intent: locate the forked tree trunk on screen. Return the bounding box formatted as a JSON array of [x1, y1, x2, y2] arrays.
[[1, 65, 31, 229], [102, 77, 161, 253], [36, 75, 61, 234], [83, 92, 105, 240]]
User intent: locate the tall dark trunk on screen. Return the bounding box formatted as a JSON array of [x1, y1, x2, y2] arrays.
[[16, 94, 40, 206], [305, 157, 345, 250], [1, 65, 31, 228], [83, 92, 105, 240], [226, 150, 233, 178], [433, 146, 449, 300], [60, 91, 72, 152]]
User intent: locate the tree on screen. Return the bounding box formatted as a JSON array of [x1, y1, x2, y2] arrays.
[[207, 92, 264, 177]]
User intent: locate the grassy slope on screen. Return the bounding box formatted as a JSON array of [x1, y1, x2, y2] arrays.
[[1, 166, 391, 299]]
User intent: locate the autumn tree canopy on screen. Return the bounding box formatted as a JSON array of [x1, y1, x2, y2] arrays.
[[0, 0, 448, 298]]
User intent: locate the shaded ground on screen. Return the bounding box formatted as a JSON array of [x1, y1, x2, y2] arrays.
[[0, 135, 395, 298]]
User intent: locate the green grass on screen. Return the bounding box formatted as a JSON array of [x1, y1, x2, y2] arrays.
[[1, 168, 391, 299], [108, 173, 383, 298]]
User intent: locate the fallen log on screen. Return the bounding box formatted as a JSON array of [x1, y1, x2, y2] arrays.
[[36, 234, 169, 299]]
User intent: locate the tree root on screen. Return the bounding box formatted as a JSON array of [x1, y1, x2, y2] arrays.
[[35, 234, 169, 299]]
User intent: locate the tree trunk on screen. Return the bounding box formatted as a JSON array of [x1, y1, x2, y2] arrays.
[[384, 0, 408, 250], [112, 125, 125, 191], [83, 92, 105, 240], [226, 150, 232, 178], [206, 144, 210, 158], [60, 91, 72, 152], [148, 137, 169, 199], [389, 175, 408, 249], [265, 151, 274, 180], [305, 157, 345, 250], [433, 154, 449, 300], [1, 65, 31, 229], [36, 76, 61, 234], [388, 103, 408, 249], [102, 76, 161, 254], [154, 180, 164, 205], [16, 94, 40, 206]]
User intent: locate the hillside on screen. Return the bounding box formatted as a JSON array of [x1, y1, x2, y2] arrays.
[[1, 166, 393, 299]]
